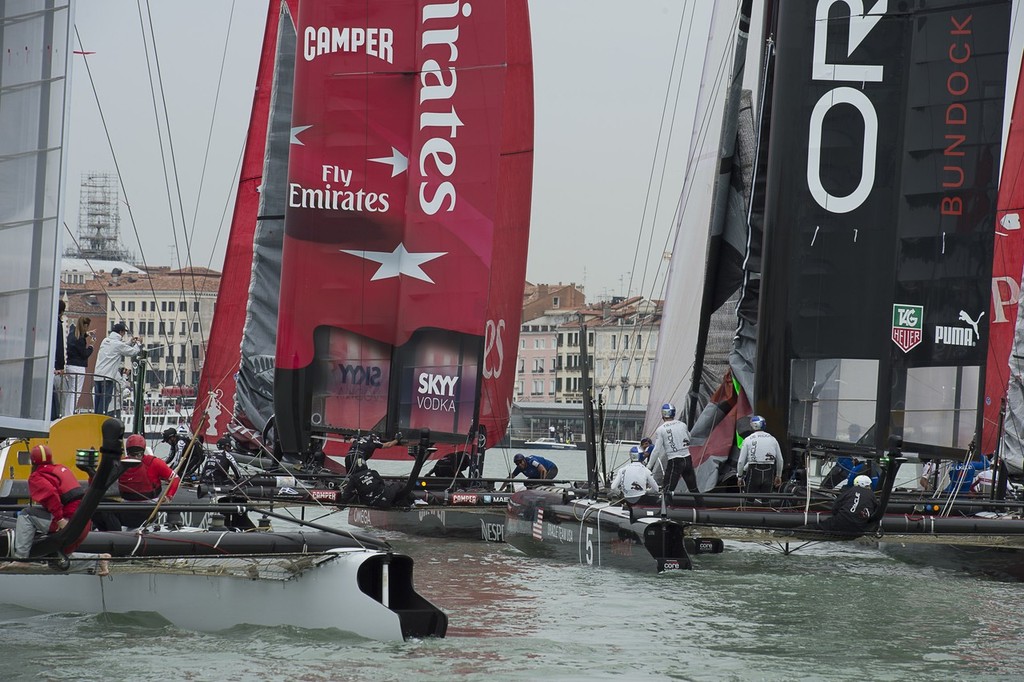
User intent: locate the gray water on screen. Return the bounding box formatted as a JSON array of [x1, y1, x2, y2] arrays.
[[3, 447, 1024, 681]]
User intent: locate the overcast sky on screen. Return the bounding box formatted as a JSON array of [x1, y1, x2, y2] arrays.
[[65, 0, 711, 303]]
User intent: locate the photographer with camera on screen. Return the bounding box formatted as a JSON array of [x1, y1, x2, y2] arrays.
[[94, 322, 141, 415]]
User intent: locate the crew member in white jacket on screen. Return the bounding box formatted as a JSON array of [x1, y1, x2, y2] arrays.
[[648, 402, 702, 502], [610, 446, 660, 504]]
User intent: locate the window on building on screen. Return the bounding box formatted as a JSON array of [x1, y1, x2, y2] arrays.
[[557, 333, 564, 347], [637, 334, 643, 350], [516, 381, 524, 395], [548, 381, 555, 395], [159, 321, 166, 335], [621, 387, 629, 404], [518, 358, 525, 372], [552, 296, 560, 308], [151, 301, 156, 310], [520, 338, 525, 349], [141, 301, 147, 312], [127, 301, 135, 312], [193, 301, 200, 312], [179, 344, 186, 359], [147, 321, 154, 336], [192, 322, 199, 332], [192, 344, 200, 359], [169, 301, 176, 312], [623, 334, 629, 350], [556, 378, 563, 392], [120, 301, 125, 311], [161, 301, 167, 312], [180, 322, 186, 335], [532, 380, 543, 395], [534, 338, 543, 350], [611, 336, 616, 350], [180, 300, 186, 311], [533, 358, 544, 372]]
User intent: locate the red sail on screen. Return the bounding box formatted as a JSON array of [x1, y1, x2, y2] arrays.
[[193, 2, 295, 440], [983, 64, 1024, 455], [275, 1, 533, 452]]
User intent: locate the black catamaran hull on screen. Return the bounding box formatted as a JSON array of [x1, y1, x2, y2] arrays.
[[504, 489, 724, 573]]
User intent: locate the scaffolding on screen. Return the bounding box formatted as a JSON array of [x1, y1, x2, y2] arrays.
[[67, 171, 134, 261]]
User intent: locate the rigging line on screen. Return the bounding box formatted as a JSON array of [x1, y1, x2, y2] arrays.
[[624, 0, 692, 309], [72, 25, 188, 387], [141, 1, 205, 327], [621, 5, 741, 425], [187, 0, 238, 248], [630, 0, 711, 308]]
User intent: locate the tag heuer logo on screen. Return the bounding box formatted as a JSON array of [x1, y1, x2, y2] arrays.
[[892, 304, 923, 353]]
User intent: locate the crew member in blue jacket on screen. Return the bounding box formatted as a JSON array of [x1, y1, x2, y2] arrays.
[[511, 453, 558, 484], [945, 454, 989, 494]]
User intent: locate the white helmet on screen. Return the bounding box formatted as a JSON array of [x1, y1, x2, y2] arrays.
[[853, 475, 872, 489]]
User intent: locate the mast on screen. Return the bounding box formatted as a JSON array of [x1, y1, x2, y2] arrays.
[[580, 318, 599, 496]]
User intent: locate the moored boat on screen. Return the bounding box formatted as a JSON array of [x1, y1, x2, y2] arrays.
[[522, 437, 578, 451]]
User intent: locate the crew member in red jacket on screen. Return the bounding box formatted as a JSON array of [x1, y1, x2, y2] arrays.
[[117, 433, 180, 528], [13, 445, 89, 558]]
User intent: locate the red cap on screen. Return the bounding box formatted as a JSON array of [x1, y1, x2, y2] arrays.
[[126, 434, 147, 452]]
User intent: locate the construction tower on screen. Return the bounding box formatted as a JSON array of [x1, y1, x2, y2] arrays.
[[67, 171, 134, 261]]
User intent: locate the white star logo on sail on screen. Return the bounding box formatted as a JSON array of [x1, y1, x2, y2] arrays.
[[342, 243, 446, 283], [368, 147, 408, 177], [291, 124, 313, 145]]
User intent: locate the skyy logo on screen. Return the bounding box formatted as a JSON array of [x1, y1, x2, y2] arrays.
[[338, 364, 382, 387], [416, 372, 459, 412]]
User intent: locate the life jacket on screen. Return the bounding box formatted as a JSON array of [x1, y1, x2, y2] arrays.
[[36, 464, 83, 504], [119, 454, 163, 500]]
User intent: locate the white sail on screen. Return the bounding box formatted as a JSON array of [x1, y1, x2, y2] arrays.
[[0, 1, 75, 436], [644, 2, 743, 435]]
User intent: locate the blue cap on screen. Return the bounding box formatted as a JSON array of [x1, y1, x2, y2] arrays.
[[630, 446, 645, 463], [514, 453, 525, 463]]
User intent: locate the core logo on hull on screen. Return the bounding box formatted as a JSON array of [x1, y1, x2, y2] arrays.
[[892, 304, 923, 353]]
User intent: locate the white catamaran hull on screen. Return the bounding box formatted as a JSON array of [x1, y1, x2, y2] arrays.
[[2, 548, 412, 641]]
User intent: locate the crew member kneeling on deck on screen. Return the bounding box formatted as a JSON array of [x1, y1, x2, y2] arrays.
[[736, 415, 782, 503], [511, 453, 558, 486], [338, 458, 414, 509], [14, 445, 89, 557], [821, 475, 877, 535], [649, 402, 702, 503], [609, 447, 660, 504], [118, 433, 181, 529]]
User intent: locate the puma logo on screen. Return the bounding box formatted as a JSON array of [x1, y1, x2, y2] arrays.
[[958, 310, 983, 340]]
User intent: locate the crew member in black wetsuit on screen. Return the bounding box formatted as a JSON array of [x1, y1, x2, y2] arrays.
[[427, 450, 471, 479], [821, 475, 877, 535], [338, 458, 415, 509], [343, 432, 400, 472]]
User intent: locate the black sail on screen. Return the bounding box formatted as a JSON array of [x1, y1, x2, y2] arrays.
[[756, 0, 1010, 460]]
